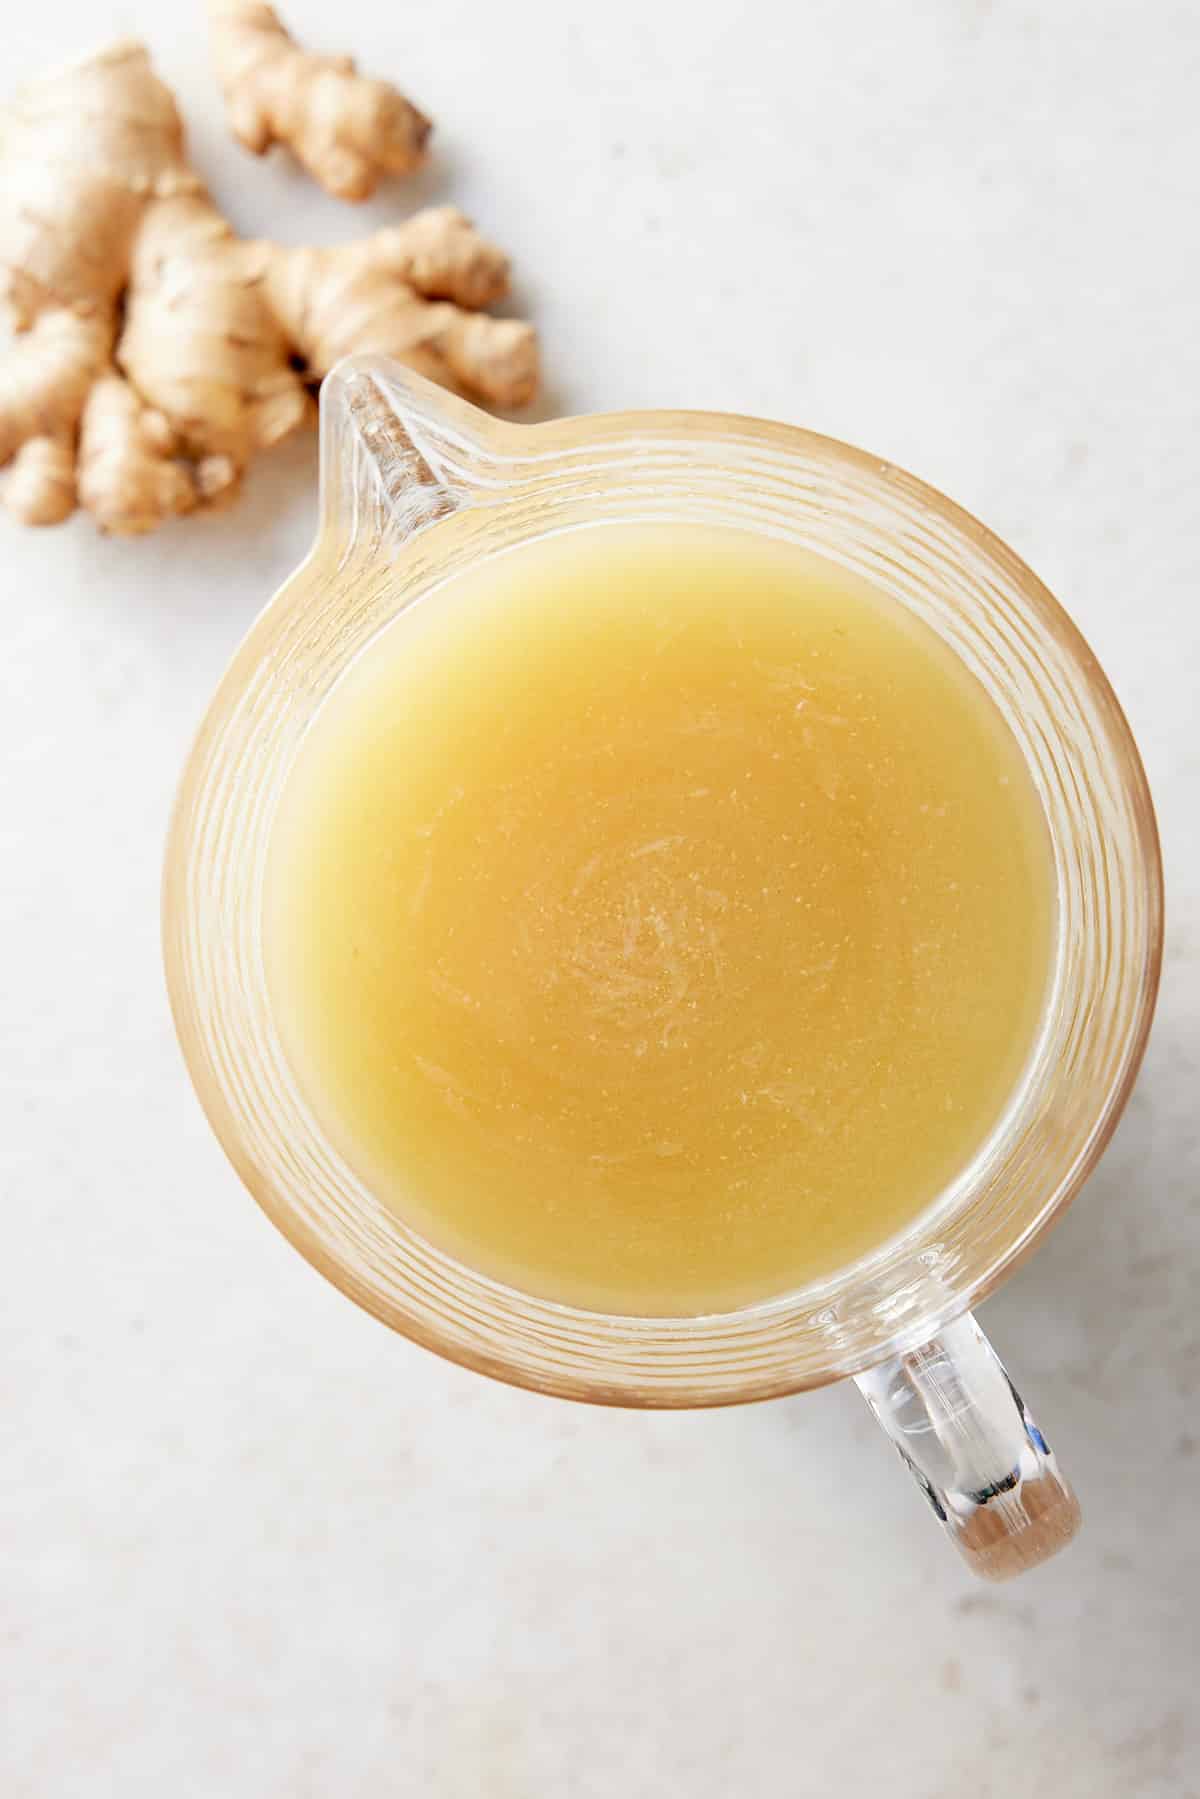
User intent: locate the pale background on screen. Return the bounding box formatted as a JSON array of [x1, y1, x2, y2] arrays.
[[2, 3, 1197, 1794]]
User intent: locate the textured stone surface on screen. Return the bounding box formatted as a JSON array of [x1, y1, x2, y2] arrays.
[[2, 3, 1196, 1793]]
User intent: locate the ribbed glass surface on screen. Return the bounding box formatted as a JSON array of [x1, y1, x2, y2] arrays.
[[163, 362, 1161, 1404]]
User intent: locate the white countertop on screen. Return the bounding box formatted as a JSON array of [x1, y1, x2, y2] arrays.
[[3, 3, 1197, 1793]]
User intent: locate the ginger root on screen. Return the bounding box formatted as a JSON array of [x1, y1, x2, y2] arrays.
[[208, 1, 430, 200], [78, 373, 233, 536], [0, 43, 537, 534]]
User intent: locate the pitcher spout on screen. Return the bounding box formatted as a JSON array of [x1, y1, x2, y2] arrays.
[[319, 358, 506, 555]]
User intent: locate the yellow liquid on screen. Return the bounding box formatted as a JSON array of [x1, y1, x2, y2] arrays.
[[266, 524, 1053, 1314]]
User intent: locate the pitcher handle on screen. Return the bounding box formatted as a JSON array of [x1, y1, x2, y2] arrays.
[[854, 1311, 1080, 1580]]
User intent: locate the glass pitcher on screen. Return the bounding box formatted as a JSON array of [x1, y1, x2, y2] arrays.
[[163, 359, 1163, 1579]]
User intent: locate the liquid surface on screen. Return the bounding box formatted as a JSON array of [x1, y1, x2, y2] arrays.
[[266, 524, 1054, 1314]]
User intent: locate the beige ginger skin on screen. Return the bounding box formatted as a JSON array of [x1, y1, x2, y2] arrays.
[[0, 43, 537, 534], [207, 0, 432, 200]]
